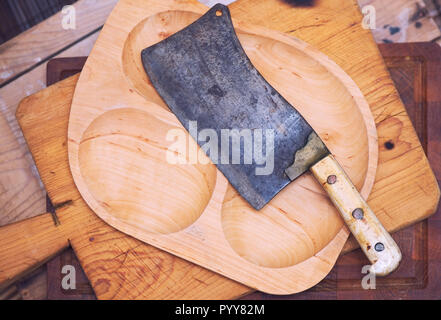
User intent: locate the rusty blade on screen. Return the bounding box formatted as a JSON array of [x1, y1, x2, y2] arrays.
[[141, 4, 329, 210]]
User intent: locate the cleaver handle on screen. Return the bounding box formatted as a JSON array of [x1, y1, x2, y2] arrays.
[[310, 154, 401, 276]]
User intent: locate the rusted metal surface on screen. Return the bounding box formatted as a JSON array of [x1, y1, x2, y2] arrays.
[[142, 4, 329, 210], [285, 131, 329, 181]]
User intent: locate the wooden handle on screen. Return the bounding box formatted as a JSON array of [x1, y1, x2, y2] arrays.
[[310, 155, 401, 276]]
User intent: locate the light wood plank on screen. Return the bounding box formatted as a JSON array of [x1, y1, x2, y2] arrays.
[[227, 0, 438, 252], [0, 0, 118, 87], [0, 32, 99, 226], [0, 213, 69, 291], [0, 113, 45, 225], [68, 1, 380, 294]]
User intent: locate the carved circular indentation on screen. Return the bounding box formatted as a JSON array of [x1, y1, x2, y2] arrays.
[[79, 108, 217, 234], [221, 177, 343, 268], [122, 11, 201, 104]]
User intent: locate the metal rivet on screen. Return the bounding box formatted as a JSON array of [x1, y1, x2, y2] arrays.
[[327, 175, 337, 184], [352, 208, 364, 220], [374, 242, 385, 252], [384, 141, 394, 150]]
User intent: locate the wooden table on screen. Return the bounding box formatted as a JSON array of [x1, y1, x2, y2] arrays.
[[0, 0, 440, 300]]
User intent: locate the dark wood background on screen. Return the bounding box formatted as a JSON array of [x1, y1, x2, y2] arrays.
[[0, 0, 77, 44]]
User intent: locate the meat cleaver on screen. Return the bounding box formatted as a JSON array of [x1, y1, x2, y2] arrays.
[[141, 4, 401, 275]]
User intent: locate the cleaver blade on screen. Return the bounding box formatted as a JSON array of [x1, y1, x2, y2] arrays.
[[141, 4, 401, 276]]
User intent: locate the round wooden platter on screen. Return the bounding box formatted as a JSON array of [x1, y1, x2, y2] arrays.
[[68, 0, 378, 294]]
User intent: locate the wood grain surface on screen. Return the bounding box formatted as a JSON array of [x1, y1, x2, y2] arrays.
[[13, 74, 251, 300], [45, 57, 96, 300], [1, 0, 439, 299], [14, 41, 441, 299], [0, 0, 118, 87], [237, 0, 440, 253], [68, 1, 379, 294], [245, 42, 441, 299], [0, 32, 100, 227], [0, 212, 67, 291], [0, 0, 117, 228]]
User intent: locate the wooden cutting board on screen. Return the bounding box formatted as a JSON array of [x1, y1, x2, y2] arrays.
[[68, 0, 378, 294], [0, 0, 439, 299], [42, 42, 441, 300]]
